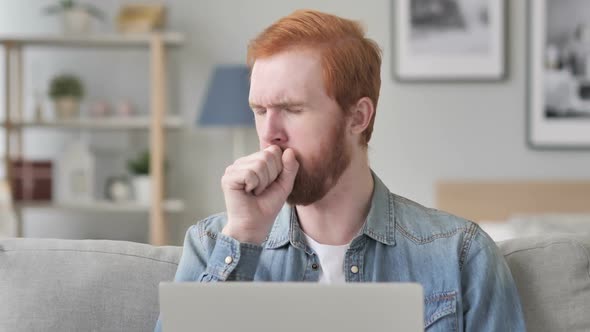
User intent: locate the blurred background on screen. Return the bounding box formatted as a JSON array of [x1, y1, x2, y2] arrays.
[[0, 0, 589, 246]]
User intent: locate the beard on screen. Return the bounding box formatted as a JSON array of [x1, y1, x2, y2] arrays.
[[286, 116, 352, 206]]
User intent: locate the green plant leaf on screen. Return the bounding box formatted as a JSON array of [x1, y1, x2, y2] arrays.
[[126, 150, 150, 175], [49, 74, 84, 99], [43, 1, 106, 20]]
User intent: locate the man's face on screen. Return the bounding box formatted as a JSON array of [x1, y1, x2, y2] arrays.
[[249, 50, 352, 205]]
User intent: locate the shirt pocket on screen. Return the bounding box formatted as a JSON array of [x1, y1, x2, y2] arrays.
[[424, 291, 457, 331]]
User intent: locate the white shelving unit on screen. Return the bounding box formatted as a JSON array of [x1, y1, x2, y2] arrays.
[[1, 33, 184, 245], [1, 116, 183, 130], [16, 199, 185, 213], [0, 32, 184, 47]]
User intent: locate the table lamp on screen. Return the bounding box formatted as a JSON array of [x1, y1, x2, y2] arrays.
[[198, 65, 254, 159]]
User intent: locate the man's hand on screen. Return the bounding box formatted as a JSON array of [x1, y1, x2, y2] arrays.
[[221, 145, 299, 245]]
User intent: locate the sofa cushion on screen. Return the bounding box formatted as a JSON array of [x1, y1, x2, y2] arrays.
[[0, 238, 182, 332], [499, 235, 590, 332], [2, 235, 589, 331]]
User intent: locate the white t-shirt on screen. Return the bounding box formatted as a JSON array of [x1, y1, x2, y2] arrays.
[[303, 233, 350, 284]]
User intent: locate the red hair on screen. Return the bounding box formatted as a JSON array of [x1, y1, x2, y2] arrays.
[[247, 9, 382, 146]]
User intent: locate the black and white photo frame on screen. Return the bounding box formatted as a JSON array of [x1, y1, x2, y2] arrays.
[[528, 0, 590, 149], [394, 0, 506, 81]]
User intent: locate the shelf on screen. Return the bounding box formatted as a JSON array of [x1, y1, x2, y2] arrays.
[[2, 29, 183, 245], [1, 116, 183, 130], [15, 199, 184, 213], [0, 32, 184, 47]]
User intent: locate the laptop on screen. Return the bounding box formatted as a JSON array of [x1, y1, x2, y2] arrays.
[[159, 282, 424, 332]]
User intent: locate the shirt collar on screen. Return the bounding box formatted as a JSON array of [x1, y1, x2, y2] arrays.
[[264, 170, 396, 249]]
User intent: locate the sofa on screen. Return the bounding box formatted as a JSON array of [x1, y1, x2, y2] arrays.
[[1, 234, 589, 332]]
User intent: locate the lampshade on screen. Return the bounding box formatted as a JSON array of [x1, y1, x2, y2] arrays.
[[198, 65, 254, 127]]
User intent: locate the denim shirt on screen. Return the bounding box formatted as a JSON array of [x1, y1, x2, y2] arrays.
[[155, 173, 525, 331]]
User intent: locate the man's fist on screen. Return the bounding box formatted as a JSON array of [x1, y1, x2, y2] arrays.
[[221, 145, 299, 245]]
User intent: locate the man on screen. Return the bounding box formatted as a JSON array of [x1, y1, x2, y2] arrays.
[[156, 9, 525, 331]]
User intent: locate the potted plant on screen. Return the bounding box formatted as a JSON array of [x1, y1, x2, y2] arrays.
[[44, 0, 105, 34], [49, 74, 84, 120], [127, 150, 151, 205]]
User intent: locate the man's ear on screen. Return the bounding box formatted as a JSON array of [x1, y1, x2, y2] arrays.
[[348, 97, 375, 135]]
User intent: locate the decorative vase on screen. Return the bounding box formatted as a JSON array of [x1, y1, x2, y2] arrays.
[[54, 97, 80, 120], [62, 8, 92, 34], [56, 141, 94, 203], [132, 175, 151, 205]]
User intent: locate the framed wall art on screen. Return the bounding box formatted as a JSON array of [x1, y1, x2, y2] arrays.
[[394, 0, 506, 81], [528, 0, 590, 149]]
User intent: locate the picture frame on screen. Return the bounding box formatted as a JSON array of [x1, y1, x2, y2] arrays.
[[394, 0, 506, 81], [527, 0, 590, 149]]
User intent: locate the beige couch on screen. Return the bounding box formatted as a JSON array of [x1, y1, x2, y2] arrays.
[[1, 234, 589, 331]]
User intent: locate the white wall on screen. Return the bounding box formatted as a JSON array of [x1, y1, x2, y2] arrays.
[[1, 0, 589, 245]]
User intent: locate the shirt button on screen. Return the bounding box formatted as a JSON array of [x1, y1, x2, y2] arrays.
[[351, 265, 359, 274], [311, 263, 319, 270], [224, 256, 233, 264]]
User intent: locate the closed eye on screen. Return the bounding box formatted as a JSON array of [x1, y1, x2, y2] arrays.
[[252, 108, 266, 116], [286, 108, 302, 114]]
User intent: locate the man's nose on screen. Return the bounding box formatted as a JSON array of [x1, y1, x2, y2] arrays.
[[258, 111, 287, 147]]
